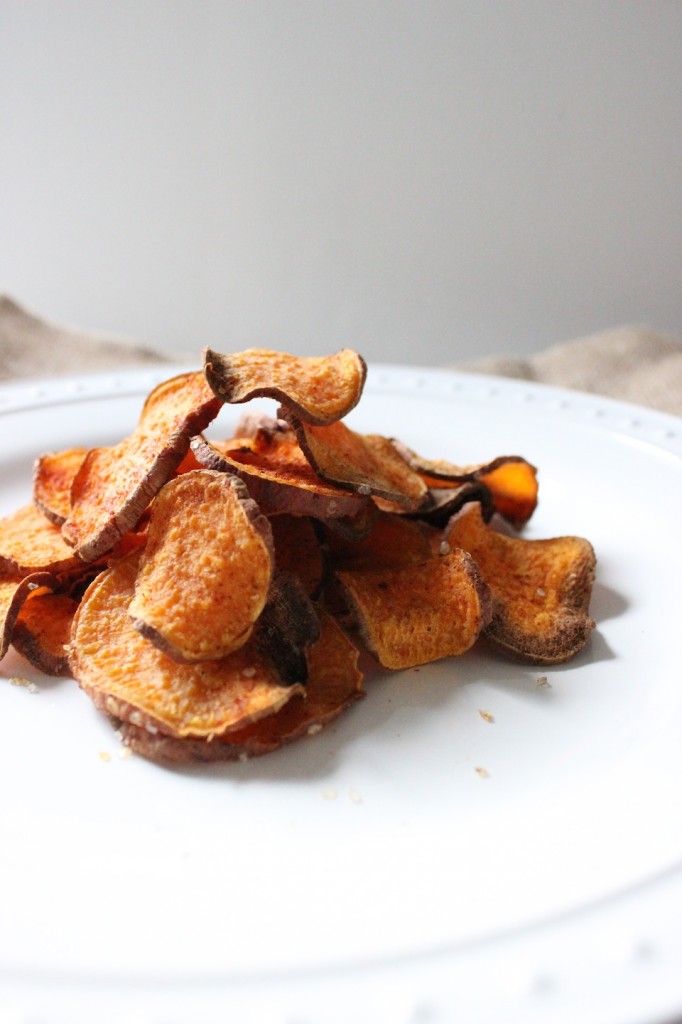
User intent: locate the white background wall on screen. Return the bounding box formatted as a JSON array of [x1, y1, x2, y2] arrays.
[[1, 1, 680, 365]]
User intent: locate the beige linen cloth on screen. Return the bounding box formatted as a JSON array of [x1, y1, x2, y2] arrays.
[[1, 294, 681, 417]]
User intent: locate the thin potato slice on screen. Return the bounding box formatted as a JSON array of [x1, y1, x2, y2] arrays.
[[69, 552, 303, 739], [392, 442, 539, 528], [288, 417, 429, 511], [203, 347, 367, 425], [269, 515, 324, 596], [191, 431, 369, 521], [129, 470, 273, 663], [33, 447, 87, 525], [0, 504, 82, 575], [62, 371, 222, 561], [444, 502, 596, 664], [0, 571, 54, 660], [336, 550, 492, 669], [117, 608, 364, 763], [12, 592, 77, 676]]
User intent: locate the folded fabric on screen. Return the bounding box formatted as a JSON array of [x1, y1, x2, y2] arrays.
[[1, 294, 680, 417], [0, 295, 170, 378], [458, 324, 682, 417]]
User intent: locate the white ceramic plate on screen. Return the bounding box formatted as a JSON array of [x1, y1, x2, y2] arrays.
[[1, 365, 681, 1024]]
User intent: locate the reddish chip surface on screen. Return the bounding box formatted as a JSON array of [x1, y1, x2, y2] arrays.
[[62, 371, 222, 561]]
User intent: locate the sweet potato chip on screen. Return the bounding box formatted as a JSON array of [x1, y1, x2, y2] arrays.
[[287, 417, 429, 511], [62, 371, 222, 561], [0, 504, 82, 575], [191, 431, 370, 521], [444, 502, 596, 664], [336, 549, 492, 669], [129, 470, 273, 663], [269, 515, 324, 596], [33, 447, 87, 525], [12, 591, 78, 676], [203, 347, 367, 425], [392, 442, 539, 527], [116, 608, 364, 763], [255, 569, 321, 688], [70, 552, 303, 739], [0, 571, 54, 661]]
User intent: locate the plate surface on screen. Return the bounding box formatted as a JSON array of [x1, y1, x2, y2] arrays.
[[1, 364, 681, 1024]]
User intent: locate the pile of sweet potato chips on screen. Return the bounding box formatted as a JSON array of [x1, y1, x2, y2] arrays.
[[0, 348, 596, 764]]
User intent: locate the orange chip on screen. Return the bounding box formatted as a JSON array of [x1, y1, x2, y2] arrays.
[[12, 591, 78, 676], [392, 442, 539, 528], [336, 549, 492, 669], [191, 430, 369, 521], [0, 504, 82, 575], [129, 470, 273, 663], [269, 515, 324, 596], [288, 417, 429, 511], [444, 502, 596, 664], [69, 552, 304, 739], [1, 570, 54, 661], [203, 347, 367, 425], [33, 447, 88, 525], [116, 607, 364, 763], [62, 371, 222, 562]]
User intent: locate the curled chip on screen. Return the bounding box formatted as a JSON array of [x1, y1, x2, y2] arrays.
[[62, 371, 222, 562], [33, 447, 87, 525], [335, 549, 492, 670], [0, 504, 82, 575], [70, 552, 304, 739], [191, 430, 369, 521], [12, 592, 78, 676], [254, 569, 321, 685], [116, 608, 364, 764], [444, 502, 596, 664], [203, 347, 367, 425], [287, 417, 429, 511], [392, 442, 539, 528], [1, 571, 54, 661], [129, 470, 274, 663]]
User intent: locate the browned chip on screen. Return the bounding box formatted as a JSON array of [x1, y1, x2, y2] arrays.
[[0, 571, 54, 661], [62, 371, 222, 561], [117, 607, 364, 763], [392, 442, 538, 528], [69, 552, 303, 739], [287, 418, 429, 511], [255, 569, 321, 685], [269, 515, 324, 596], [444, 502, 596, 664], [203, 347, 367, 425], [335, 549, 492, 669], [128, 470, 273, 663], [0, 504, 82, 575], [191, 431, 370, 521], [12, 591, 78, 676], [33, 447, 88, 525]]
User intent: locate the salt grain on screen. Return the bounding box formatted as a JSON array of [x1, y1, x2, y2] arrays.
[[322, 788, 338, 801], [307, 723, 323, 736]]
